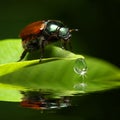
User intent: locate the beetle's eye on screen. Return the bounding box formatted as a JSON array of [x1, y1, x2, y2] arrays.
[[59, 27, 69, 36], [48, 24, 58, 32]]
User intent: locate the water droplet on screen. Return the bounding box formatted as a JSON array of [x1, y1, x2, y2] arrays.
[[73, 58, 88, 78]]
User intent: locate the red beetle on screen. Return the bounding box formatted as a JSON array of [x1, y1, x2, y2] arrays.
[[18, 20, 78, 61]]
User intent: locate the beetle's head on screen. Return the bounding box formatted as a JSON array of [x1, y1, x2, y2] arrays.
[[58, 27, 78, 41]]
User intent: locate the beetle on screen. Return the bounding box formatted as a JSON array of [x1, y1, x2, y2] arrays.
[[18, 20, 78, 61]]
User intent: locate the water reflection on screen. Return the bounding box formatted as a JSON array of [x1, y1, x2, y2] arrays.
[[73, 82, 87, 92], [1, 88, 120, 120], [20, 90, 71, 110]]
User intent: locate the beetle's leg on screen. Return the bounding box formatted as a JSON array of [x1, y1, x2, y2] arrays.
[[18, 50, 27, 62], [39, 40, 45, 62], [61, 39, 68, 50], [61, 39, 72, 51], [60, 39, 65, 49], [63, 41, 67, 50]]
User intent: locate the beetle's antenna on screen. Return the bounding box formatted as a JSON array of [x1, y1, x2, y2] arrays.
[[69, 29, 79, 32]]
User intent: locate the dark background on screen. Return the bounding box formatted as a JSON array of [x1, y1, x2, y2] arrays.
[[0, 0, 120, 67]]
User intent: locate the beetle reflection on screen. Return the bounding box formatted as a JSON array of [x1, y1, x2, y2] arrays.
[[20, 91, 71, 110]]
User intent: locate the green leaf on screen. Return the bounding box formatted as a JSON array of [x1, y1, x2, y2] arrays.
[[0, 39, 120, 102], [85, 57, 120, 92], [0, 39, 23, 64]]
